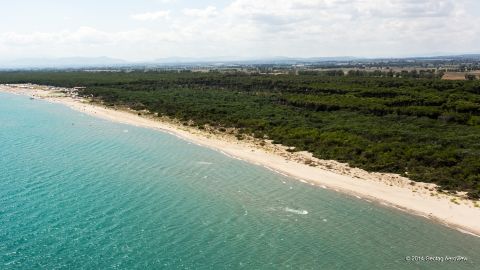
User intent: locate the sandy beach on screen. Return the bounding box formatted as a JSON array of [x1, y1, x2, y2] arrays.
[[2, 83, 480, 237]]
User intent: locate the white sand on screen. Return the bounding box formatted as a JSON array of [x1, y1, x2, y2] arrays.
[[2, 84, 480, 236]]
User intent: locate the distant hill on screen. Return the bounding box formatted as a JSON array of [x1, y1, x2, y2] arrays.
[[151, 56, 358, 65], [0, 57, 127, 69], [0, 54, 478, 69]]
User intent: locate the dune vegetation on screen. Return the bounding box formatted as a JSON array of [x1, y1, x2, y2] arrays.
[[1, 71, 479, 198]]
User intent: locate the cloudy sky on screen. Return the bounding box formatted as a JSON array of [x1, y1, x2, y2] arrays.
[[0, 0, 479, 61]]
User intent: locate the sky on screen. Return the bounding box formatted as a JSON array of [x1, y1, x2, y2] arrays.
[[0, 0, 479, 61]]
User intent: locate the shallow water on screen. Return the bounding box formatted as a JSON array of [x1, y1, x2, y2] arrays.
[[1, 93, 479, 269]]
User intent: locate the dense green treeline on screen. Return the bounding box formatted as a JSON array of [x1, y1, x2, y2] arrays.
[[1, 71, 479, 198], [299, 68, 444, 79]]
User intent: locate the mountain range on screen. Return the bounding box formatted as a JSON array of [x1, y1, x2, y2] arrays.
[[1, 54, 479, 69]]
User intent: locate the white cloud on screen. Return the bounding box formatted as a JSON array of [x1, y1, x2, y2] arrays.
[[0, 0, 478, 60], [182, 6, 218, 18], [0, 27, 178, 47], [356, 0, 455, 18], [131, 10, 170, 21]]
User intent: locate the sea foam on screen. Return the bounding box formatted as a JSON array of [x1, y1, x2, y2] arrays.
[[285, 207, 309, 215]]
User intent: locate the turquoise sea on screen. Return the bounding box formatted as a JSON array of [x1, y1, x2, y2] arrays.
[[1, 92, 479, 269]]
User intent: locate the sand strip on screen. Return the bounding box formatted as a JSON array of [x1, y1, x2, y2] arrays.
[[2, 84, 480, 237]]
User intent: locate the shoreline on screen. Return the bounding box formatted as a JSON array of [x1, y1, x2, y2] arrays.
[[2, 84, 480, 237]]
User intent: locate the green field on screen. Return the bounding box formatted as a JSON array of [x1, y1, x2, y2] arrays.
[[1, 71, 479, 198]]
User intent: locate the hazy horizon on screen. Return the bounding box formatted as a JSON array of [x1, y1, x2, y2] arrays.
[[1, 0, 479, 61], [2, 53, 480, 65]]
